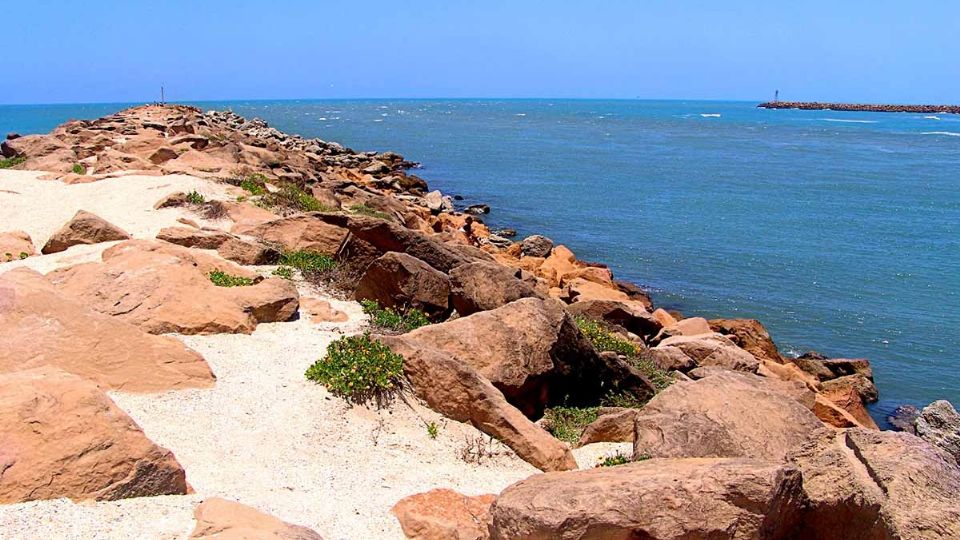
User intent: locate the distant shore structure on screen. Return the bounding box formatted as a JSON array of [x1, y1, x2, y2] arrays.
[[758, 101, 960, 114]]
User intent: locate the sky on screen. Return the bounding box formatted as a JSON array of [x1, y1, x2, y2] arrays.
[[3, 0, 959, 104]]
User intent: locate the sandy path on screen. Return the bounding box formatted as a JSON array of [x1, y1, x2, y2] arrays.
[[0, 170, 626, 539]]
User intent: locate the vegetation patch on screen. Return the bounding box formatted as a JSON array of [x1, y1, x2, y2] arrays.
[[305, 334, 404, 404], [259, 183, 334, 213], [348, 204, 391, 220], [272, 265, 293, 279], [576, 316, 673, 393], [543, 406, 599, 444], [208, 270, 254, 287], [0, 156, 26, 169], [361, 299, 430, 333], [597, 453, 632, 467], [71, 163, 86, 175], [186, 190, 206, 204], [239, 173, 267, 195], [426, 421, 439, 439], [279, 250, 336, 275]]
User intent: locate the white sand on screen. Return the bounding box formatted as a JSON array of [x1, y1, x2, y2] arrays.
[[1, 171, 594, 539]]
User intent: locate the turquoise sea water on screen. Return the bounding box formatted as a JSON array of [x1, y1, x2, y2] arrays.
[[2, 99, 958, 422]]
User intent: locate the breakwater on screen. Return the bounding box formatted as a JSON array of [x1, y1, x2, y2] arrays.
[[758, 101, 960, 114]]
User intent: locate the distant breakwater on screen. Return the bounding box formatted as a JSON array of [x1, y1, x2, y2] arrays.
[[758, 101, 960, 114]]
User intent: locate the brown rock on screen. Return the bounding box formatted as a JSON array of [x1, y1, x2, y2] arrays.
[[148, 146, 179, 164], [41, 210, 131, 254], [449, 261, 542, 316], [233, 213, 348, 255], [378, 335, 577, 472], [645, 346, 697, 371], [633, 372, 825, 461], [915, 400, 960, 466], [566, 299, 662, 340], [0, 267, 214, 391], [819, 383, 879, 429], [0, 230, 36, 261], [47, 240, 297, 335], [821, 374, 879, 403], [577, 408, 637, 445], [156, 226, 234, 249], [391, 489, 496, 540], [709, 318, 783, 363], [651, 308, 678, 327], [355, 252, 451, 318], [489, 458, 805, 540], [655, 333, 760, 373], [0, 367, 190, 503], [654, 316, 713, 341], [536, 245, 579, 287], [300, 297, 349, 323], [400, 298, 654, 417], [216, 237, 281, 265], [189, 497, 323, 539]]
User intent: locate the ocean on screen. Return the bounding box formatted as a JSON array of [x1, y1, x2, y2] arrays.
[[2, 99, 958, 422]]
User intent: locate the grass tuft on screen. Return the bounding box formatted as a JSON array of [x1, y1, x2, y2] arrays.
[[348, 204, 391, 220], [542, 406, 599, 444], [279, 251, 336, 274], [272, 265, 293, 279], [576, 316, 673, 392], [208, 270, 254, 287], [71, 163, 86, 175], [186, 190, 206, 204], [0, 156, 26, 169], [305, 334, 404, 404], [597, 453, 632, 467], [360, 299, 430, 333], [239, 173, 267, 195]]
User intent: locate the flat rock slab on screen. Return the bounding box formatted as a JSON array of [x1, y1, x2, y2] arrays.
[[189, 498, 323, 539]]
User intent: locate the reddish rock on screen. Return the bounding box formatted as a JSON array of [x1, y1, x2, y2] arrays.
[[41, 210, 131, 254], [391, 489, 496, 540], [156, 226, 234, 249], [655, 333, 760, 373], [535, 245, 579, 287], [709, 318, 783, 363], [654, 316, 713, 341], [577, 408, 638, 445], [233, 213, 348, 255], [819, 383, 879, 429], [300, 297, 349, 323], [449, 261, 542, 316], [0, 267, 214, 391], [820, 374, 878, 403], [651, 308, 678, 327], [0, 367, 190, 503], [189, 497, 323, 539], [0, 230, 36, 261], [154, 192, 190, 209], [489, 458, 805, 540], [355, 252, 451, 318], [565, 299, 662, 340], [216, 237, 281, 265]]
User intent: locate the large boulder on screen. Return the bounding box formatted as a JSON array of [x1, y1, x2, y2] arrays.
[[156, 226, 234, 249], [653, 333, 760, 373], [519, 235, 553, 258], [189, 497, 323, 539], [915, 400, 960, 465], [633, 372, 825, 461], [577, 408, 638, 445], [232, 213, 349, 255], [789, 428, 960, 539], [708, 318, 783, 363], [489, 458, 805, 540], [47, 240, 298, 335], [378, 335, 577, 472], [391, 489, 496, 540], [0, 230, 36, 261], [0, 268, 213, 391], [216, 236, 281, 265], [41, 210, 131, 254], [399, 298, 655, 417], [355, 252, 451, 318], [0, 367, 190, 503], [564, 299, 661, 340], [449, 261, 542, 316]]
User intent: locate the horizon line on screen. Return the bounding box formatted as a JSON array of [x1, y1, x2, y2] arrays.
[[0, 96, 772, 107]]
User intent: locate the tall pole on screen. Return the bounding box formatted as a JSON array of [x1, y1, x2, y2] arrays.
[[161, 85, 165, 105]]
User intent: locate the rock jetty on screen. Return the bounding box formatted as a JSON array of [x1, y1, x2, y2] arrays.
[[1, 104, 957, 538], [758, 101, 960, 114]]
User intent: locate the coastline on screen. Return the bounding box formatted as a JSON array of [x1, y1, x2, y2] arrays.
[[758, 100, 960, 113]]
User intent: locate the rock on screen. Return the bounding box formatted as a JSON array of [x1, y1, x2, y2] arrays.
[[655, 333, 760, 373], [646, 345, 697, 371], [789, 428, 960, 539], [0, 230, 36, 261], [465, 204, 491, 216], [565, 299, 662, 340], [189, 497, 323, 539], [818, 379, 879, 429], [0, 367, 190, 503], [633, 372, 825, 461], [41, 210, 131, 254], [378, 335, 577, 472], [216, 237, 281, 265], [400, 298, 655, 417], [577, 408, 637, 445], [915, 400, 960, 465], [820, 374, 878, 403], [355, 252, 451, 318], [391, 489, 496, 540], [363, 160, 390, 175], [493, 228, 517, 238], [154, 192, 190, 209], [0, 268, 214, 391], [489, 458, 805, 540], [612, 280, 655, 311], [654, 316, 713, 341], [148, 146, 179, 164], [299, 297, 349, 323], [520, 235, 553, 258], [156, 226, 234, 249], [812, 394, 868, 429], [449, 261, 542, 316], [233, 214, 348, 255], [424, 191, 453, 214], [47, 240, 298, 335], [536, 245, 578, 287], [888, 405, 921, 434], [789, 352, 874, 382], [708, 318, 783, 363]]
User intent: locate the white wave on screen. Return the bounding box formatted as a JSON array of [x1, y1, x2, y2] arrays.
[[316, 117, 327, 120], [514, 113, 526, 117], [922, 131, 960, 137], [925, 115, 940, 120], [823, 118, 877, 124], [700, 113, 721, 118], [380, 113, 389, 116], [373, 119, 384, 122]]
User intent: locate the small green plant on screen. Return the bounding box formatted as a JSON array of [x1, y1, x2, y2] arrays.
[[348, 204, 391, 220], [601, 391, 648, 409], [71, 163, 86, 175], [279, 250, 336, 274], [0, 156, 26, 169], [259, 183, 333, 213], [360, 299, 430, 333], [633, 352, 674, 392], [272, 265, 293, 279], [239, 174, 267, 195], [3, 253, 11, 261], [426, 421, 439, 439], [576, 316, 673, 392], [543, 406, 599, 444], [18, 252, 28, 260], [186, 190, 206, 204], [305, 334, 404, 404], [208, 270, 254, 287], [597, 453, 632, 467]]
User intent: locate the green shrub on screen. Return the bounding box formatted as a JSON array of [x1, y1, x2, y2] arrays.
[[208, 270, 254, 287], [543, 406, 599, 444], [427, 421, 439, 439], [239, 174, 267, 195], [18, 252, 28, 260], [348, 204, 391, 220], [0, 156, 26, 169], [272, 265, 293, 279], [361, 299, 430, 333], [262, 184, 333, 213], [576, 316, 673, 392], [305, 334, 404, 403], [597, 453, 631, 467], [186, 190, 206, 204], [279, 251, 336, 274], [71, 163, 86, 175], [633, 352, 675, 392]]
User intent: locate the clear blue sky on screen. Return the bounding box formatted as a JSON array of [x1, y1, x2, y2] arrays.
[[3, 0, 958, 104]]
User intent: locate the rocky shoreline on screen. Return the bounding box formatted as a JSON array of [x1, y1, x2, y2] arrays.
[[1, 104, 958, 538], [758, 101, 960, 114]]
